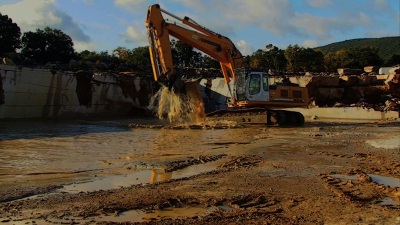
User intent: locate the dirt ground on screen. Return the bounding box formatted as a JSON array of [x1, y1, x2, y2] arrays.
[[0, 120, 399, 225]]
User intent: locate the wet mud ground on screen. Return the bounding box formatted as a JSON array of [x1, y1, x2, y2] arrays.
[[0, 119, 399, 224]]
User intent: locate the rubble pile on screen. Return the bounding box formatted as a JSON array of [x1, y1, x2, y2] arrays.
[[305, 66, 400, 112]]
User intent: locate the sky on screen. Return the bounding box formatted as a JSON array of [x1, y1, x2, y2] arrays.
[[0, 0, 399, 56]]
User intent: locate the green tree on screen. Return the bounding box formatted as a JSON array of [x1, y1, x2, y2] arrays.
[[285, 45, 324, 73], [250, 45, 286, 72], [130, 46, 151, 68], [299, 48, 324, 72], [113, 47, 132, 63], [171, 40, 197, 68], [200, 55, 220, 69], [265, 45, 286, 73], [341, 47, 383, 68], [324, 52, 340, 72], [0, 13, 21, 55], [21, 27, 76, 64], [284, 44, 302, 73], [78, 50, 104, 62], [250, 49, 268, 70], [384, 54, 400, 66]]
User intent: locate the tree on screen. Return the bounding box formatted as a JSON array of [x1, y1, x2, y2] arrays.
[[171, 40, 198, 68], [284, 44, 302, 73], [78, 50, 107, 62], [285, 45, 324, 73], [324, 52, 339, 72], [250, 49, 268, 70], [385, 54, 400, 66], [130, 46, 151, 69], [21, 27, 76, 64], [250, 46, 286, 73], [340, 47, 383, 69], [0, 13, 21, 55], [265, 45, 286, 73], [299, 48, 324, 72], [113, 47, 132, 63], [200, 55, 220, 69]]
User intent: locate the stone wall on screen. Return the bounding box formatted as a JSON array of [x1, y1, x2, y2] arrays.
[[0, 65, 155, 120]]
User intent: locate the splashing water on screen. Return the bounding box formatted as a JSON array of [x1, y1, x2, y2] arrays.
[[149, 82, 206, 124]]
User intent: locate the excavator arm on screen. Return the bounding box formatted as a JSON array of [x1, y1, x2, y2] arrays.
[[146, 4, 245, 91]]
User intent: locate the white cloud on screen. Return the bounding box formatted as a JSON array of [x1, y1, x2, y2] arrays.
[[306, 0, 333, 8], [302, 40, 319, 48], [236, 40, 254, 56], [0, 0, 91, 43], [74, 41, 97, 52], [114, 0, 147, 13], [218, 0, 296, 36], [372, 0, 389, 9], [291, 14, 332, 39], [291, 11, 373, 40], [123, 22, 148, 47], [167, 0, 207, 11], [177, 0, 384, 47]]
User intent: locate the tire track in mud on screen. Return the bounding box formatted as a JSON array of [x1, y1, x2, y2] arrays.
[[0, 154, 285, 225], [312, 150, 400, 176], [313, 147, 400, 209], [320, 170, 400, 210]]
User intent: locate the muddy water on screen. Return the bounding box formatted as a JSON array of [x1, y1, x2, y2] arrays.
[[0, 119, 295, 189], [150, 83, 206, 123], [2, 119, 398, 197]]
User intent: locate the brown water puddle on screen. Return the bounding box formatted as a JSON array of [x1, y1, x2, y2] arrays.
[[2, 161, 227, 224], [1, 205, 235, 224], [60, 161, 219, 194], [332, 174, 400, 188], [332, 173, 400, 206], [15, 160, 221, 200]]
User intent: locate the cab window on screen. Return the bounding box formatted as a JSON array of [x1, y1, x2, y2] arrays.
[[262, 74, 269, 91], [248, 74, 261, 95]]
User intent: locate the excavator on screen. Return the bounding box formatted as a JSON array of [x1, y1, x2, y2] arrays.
[[146, 4, 309, 125]]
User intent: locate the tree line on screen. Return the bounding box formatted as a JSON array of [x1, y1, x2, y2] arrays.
[[1, 13, 399, 75]]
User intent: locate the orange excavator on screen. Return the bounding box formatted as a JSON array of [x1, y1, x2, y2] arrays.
[[146, 4, 309, 125]]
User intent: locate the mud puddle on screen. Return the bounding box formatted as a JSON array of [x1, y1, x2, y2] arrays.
[[1, 205, 234, 224], [18, 160, 221, 200], [332, 173, 400, 206], [332, 174, 400, 188], [378, 197, 400, 206], [61, 161, 219, 194]]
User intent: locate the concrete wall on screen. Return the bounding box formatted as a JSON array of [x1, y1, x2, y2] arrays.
[[0, 65, 151, 120]]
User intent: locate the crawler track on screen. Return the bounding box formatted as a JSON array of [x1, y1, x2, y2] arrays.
[[207, 108, 305, 126]]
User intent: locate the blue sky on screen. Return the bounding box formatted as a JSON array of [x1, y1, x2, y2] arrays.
[[1, 0, 399, 56]]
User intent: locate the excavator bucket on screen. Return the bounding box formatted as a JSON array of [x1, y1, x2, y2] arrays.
[[162, 73, 202, 94]]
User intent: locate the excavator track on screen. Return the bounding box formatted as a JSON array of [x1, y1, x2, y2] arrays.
[[207, 108, 305, 126]]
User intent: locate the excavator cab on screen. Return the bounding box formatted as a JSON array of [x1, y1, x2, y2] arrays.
[[232, 68, 309, 108], [231, 68, 270, 107], [234, 68, 270, 103]]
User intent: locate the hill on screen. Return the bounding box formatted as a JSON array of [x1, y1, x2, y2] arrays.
[[315, 36, 400, 62]]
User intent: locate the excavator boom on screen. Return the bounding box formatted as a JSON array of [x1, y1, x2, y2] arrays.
[[146, 4, 245, 91]]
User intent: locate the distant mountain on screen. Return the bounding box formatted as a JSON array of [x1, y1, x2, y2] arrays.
[[315, 36, 400, 62]]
